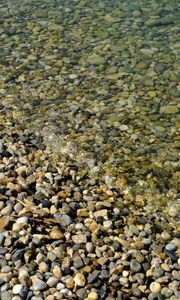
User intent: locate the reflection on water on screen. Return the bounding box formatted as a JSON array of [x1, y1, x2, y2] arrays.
[[0, 0, 179, 221]]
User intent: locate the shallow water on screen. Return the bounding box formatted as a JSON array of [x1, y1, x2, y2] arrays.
[[0, 0, 179, 222]]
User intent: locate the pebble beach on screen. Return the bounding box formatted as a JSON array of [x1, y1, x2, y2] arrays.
[[0, 0, 179, 299]]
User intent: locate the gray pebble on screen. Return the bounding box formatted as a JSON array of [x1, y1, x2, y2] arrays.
[[165, 243, 176, 251], [31, 278, 47, 291], [76, 288, 87, 299], [135, 273, 144, 284], [87, 270, 99, 283], [148, 293, 164, 300], [130, 259, 141, 273], [0, 291, 13, 300], [54, 214, 72, 226], [132, 287, 142, 297], [161, 288, 173, 298], [153, 268, 164, 278], [73, 255, 84, 269], [46, 276, 59, 287]]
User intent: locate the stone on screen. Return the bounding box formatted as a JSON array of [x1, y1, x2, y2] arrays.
[[85, 242, 94, 253], [160, 105, 179, 114], [87, 54, 106, 65], [150, 282, 162, 293], [74, 273, 86, 287], [130, 259, 141, 273], [12, 284, 23, 295], [72, 234, 87, 244], [52, 266, 62, 279], [140, 48, 155, 57], [46, 276, 59, 287], [31, 276, 47, 291], [87, 270, 99, 283], [87, 291, 98, 299], [165, 243, 176, 251]]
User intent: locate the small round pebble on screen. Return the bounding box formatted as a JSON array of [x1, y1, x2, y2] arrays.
[[150, 282, 162, 293]]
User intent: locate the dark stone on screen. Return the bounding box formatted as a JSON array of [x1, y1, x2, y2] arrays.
[[73, 255, 84, 269], [12, 249, 25, 261], [100, 269, 109, 279], [87, 270, 99, 283], [76, 288, 87, 299], [164, 249, 178, 261]]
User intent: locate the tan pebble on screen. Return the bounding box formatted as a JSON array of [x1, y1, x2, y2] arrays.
[[161, 263, 170, 272], [89, 221, 98, 232], [94, 209, 108, 218], [58, 190, 68, 198], [87, 291, 98, 299], [74, 273, 86, 287], [49, 230, 64, 240], [83, 266, 91, 273], [65, 276, 74, 289], [150, 281, 161, 293], [45, 296, 55, 300], [161, 231, 171, 240], [91, 232, 97, 243], [77, 208, 89, 217], [72, 234, 87, 244], [74, 191, 82, 200], [39, 262, 49, 273], [52, 266, 62, 279], [114, 237, 129, 248], [0, 215, 10, 229], [97, 257, 108, 266], [50, 205, 58, 214]]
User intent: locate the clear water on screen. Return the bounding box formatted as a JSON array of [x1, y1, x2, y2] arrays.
[[0, 0, 179, 222]]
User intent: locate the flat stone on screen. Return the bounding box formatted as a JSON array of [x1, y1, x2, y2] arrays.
[[160, 105, 179, 114], [140, 48, 155, 57], [72, 234, 87, 244], [87, 270, 99, 283], [87, 54, 106, 65]]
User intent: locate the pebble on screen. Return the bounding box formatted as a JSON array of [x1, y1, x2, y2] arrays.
[[87, 291, 99, 299], [130, 259, 141, 273], [150, 282, 162, 293], [12, 284, 23, 295], [74, 273, 86, 287], [72, 234, 87, 244], [31, 276, 47, 291], [165, 243, 176, 251], [86, 242, 94, 253], [87, 270, 99, 283], [46, 276, 59, 287]]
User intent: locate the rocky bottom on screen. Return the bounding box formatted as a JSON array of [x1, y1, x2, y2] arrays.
[[0, 119, 179, 300]]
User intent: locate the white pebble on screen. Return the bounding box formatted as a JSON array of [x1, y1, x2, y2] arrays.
[[12, 284, 23, 295]]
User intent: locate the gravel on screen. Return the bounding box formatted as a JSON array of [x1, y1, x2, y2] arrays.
[[0, 0, 179, 299]]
